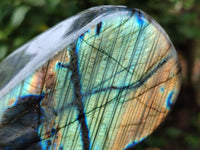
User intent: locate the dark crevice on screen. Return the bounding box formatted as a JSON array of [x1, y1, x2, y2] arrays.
[[96, 21, 102, 35]]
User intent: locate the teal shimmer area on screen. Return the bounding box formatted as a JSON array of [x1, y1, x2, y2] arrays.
[[136, 11, 144, 26], [124, 137, 146, 150], [166, 91, 174, 109], [160, 87, 164, 92]]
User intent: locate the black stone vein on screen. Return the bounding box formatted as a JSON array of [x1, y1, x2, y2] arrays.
[[69, 43, 90, 150]]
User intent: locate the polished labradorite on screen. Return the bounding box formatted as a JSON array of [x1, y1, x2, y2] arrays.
[[0, 6, 181, 150]]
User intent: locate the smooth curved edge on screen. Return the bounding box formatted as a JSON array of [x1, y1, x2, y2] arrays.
[[0, 5, 179, 99]]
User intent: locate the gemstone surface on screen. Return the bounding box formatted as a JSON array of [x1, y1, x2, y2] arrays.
[[0, 6, 181, 150]]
